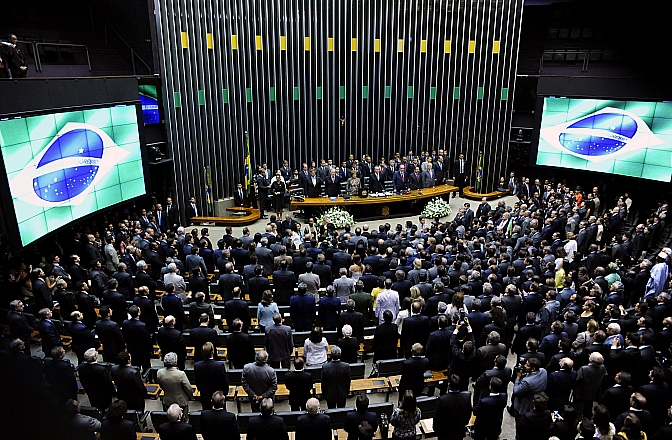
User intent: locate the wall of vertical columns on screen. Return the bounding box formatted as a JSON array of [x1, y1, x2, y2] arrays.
[[153, 0, 524, 210]]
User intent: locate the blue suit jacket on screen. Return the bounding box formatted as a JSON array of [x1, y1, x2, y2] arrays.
[[392, 171, 409, 192]]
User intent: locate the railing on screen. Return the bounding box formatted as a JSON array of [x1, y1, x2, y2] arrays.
[[539, 49, 599, 73], [33, 42, 91, 72], [104, 22, 152, 75], [16, 39, 38, 69]]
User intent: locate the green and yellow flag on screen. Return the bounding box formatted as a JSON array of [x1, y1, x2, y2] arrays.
[[475, 151, 483, 193], [244, 131, 252, 196]]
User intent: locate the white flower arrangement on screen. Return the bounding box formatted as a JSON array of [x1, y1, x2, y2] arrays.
[[316, 206, 355, 229], [421, 197, 452, 219]]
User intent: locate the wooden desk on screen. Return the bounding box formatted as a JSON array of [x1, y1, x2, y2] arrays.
[[420, 419, 434, 436], [289, 185, 458, 211], [191, 207, 261, 226], [144, 383, 161, 398], [314, 378, 390, 396], [387, 370, 448, 388]]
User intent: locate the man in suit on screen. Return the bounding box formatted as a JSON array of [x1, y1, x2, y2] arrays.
[[224, 286, 250, 333], [133, 285, 158, 334], [188, 291, 214, 329], [7, 300, 33, 355], [161, 283, 186, 331], [95, 305, 125, 363], [516, 392, 552, 440], [476, 197, 492, 219], [156, 404, 197, 440], [247, 265, 271, 306], [426, 315, 454, 375], [37, 308, 62, 357], [472, 377, 508, 440], [218, 262, 243, 302], [422, 162, 436, 188], [134, 260, 158, 300], [512, 357, 548, 417], [78, 348, 116, 411], [339, 299, 365, 341], [43, 346, 78, 405], [399, 343, 431, 399], [157, 315, 187, 370], [233, 182, 247, 207], [273, 259, 297, 305], [194, 342, 228, 411], [191, 314, 220, 362], [111, 351, 147, 411], [200, 390, 240, 440], [321, 346, 351, 408], [185, 196, 200, 223], [285, 356, 313, 411], [408, 165, 423, 190], [68, 311, 98, 365], [31, 268, 53, 312], [573, 352, 607, 417], [112, 262, 134, 300], [323, 168, 341, 197], [452, 153, 468, 197], [344, 394, 378, 440], [102, 279, 128, 326], [256, 238, 275, 276], [545, 357, 577, 412], [227, 319, 255, 369], [639, 366, 671, 431], [164, 197, 180, 231], [401, 302, 430, 358], [306, 168, 323, 198], [290, 283, 316, 332], [434, 373, 473, 440], [296, 398, 332, 440], [247, 398, 288, 440], [242, 350, 278, 412], [392, 164, 409, 193], [369, 165, 386, 193], [265, 313, 294, 368], [122, 305, 152, 371]]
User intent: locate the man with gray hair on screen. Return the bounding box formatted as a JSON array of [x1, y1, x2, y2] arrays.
[[164, 262, 187, 301], [158, 352, 193, 413], [296, 397, 332, 440], [321, 345, 351, 408], [242, 350, 278, 412], [334, 267, 356, 303], [247, 398, 288, 440], [156, 403, 196, 438], [78, 348, 115, 411], [574, 352, 607, 417], [7, 300, 33, 355]]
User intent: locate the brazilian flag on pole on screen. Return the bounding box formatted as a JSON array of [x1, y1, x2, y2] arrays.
[[475, 151, 483, 193], [244, 131, 252, 196]]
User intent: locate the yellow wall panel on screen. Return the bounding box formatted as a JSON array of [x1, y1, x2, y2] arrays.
[[206, 33, 213, 49], [255, 35, 263, 50], [327, 38, 334, 51], [493, 40, 500, 54], [352, 38, 357, 52], [444, 40, 451, 53], [469, 40, 476, 53], [420, 40, 427, 53], [374, 39, 381, 53], [181, 32, 189, 49], [231, 34, 238, 50], [397, 39, 404, 53], [280, 36, 287, 51], [304, 37, 311, 51]]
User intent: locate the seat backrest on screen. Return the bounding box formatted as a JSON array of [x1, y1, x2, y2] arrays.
[[189, 411, 201, 433], [250, 333, 265, 347], [292, 331, 310, 346], [148, 366, 161, 383], [324, 406, 355, 429], [182, 331, 191, 345], [349, 362, 366, 379], [276, 411, 305, 431], [305, 365, 322, 382], [275, 368, 289, 384], [363, 326, 376, 337], [369, 402, 394, 419], [323, 330, 338, 344], [80, 406, 101, 420], [150, 411, 169, 427], [218, 332, 230, 346], [227, 369, 243, 385], [236, 412, 260, 434], [375, 358, 405, 376], [184, 368, 196, 382], [248, 305, 258, 319], [416, 396, 439, 419]]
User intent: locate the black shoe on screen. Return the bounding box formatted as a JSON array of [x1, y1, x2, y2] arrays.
[[506, 405, 515, 416]]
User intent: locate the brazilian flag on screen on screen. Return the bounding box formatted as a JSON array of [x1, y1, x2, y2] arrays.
[[475, 152, 483, 192], [244, 132, 252, 196]]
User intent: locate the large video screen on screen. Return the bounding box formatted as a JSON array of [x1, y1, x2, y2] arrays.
[[536, 97, 672, 182], [0, 104, 146, 246], [139, 84, 161, 125]]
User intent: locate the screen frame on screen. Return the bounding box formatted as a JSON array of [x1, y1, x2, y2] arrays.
[[0, 101, 151, 250], [530, 95, 672, 183]]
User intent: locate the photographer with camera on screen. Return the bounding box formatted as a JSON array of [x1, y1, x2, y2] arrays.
[[509, 357, 548, 417]]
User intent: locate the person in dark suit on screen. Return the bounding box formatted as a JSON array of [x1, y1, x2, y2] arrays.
[[43, 346, 78, 405], [373, 310, 399, 361], [190, 314, 220, 362], [426, 315, 453, 373], [408, 166, 423, 190], [218, 262, 243, 302], [392, 164, 409, 193], [421, 163, 437, 188], [433, 373, 473, 440], [516, 392, 552, 440], [185, 196, 200, 223], [224, 286, 251, 333], [226, 319, 255, 369], [78, 348, 116, 411], [31, 268, 53, 312], [452, 153, 468, 197], [247, 398, 288, 440], [111, 351, 147, 411], [546, 357, 578, 412], [272, 260, 297, 305], [102, 279, 128, 327], [200, 390, 240, 440], [323, 168, 341, 197], [306, 168, 323, 198], [290, 283, 316, 332], [134, 261, 158, 301], [100, 399, 138, 440], [368, 165, 386, 193], [296, 398, 332, 440], [321, 346, 351, 408], [132, 286, 158, 334], [338, 299, 365, 341], [472, 377, 508, 440], [399, 343, 431, 399], [121, 305, 152, 371], [639, 367, 671, 431], [344, 394, 378, 440], [401, 302, 430, 358], [194, 342, 229, 411], [95, 306, 125, 363], [68, 311, 99, 365], [265, 313, 294, 369], [233, 182, 247, 207], [7, 300, 33, 355], [112, 262, 134, 300], [161, 284, 186, 331], [599, 371, 635, 423], [157, 315, 187, 370], [156, 404, 197, 440], [285, 357, 313, 411], [248, 265, 271, 306], [37, 308, 62, 357], [614, 392, 654, 435]]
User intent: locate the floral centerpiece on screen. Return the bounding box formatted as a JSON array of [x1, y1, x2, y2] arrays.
[[316, 206, 355, 229], [421, 197, 452, 219]]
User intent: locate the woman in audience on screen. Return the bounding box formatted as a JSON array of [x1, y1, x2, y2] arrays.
[[409, 286, 425, 310], [370, 276, 386, 309], [389, 390, 421, 439], [577, 300, 597, 333], [617, 413, 645, 440], [304, 326, 328, 366], [336, 324, 360, 364], [349, 254, 364, 282], [396, 297, 413, 335], [549, 404, 578, 440], [573, 318, 598, 355], [592, 404, 616, 440], [257, 290, 279, 332]]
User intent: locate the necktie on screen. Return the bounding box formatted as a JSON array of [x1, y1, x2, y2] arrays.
[[157, 212, 161, 223], [305, 171, 308, 177], [312, 178, 316, 185], [402, 174, 405, 182], [460, 160, 464, 173], [332, 177, 335, 183], [192, 204, 197, 216]]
